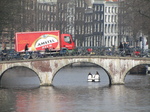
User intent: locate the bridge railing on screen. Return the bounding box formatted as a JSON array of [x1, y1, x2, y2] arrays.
[[71, 47, 150, 58], [0, 47, 150, 61]]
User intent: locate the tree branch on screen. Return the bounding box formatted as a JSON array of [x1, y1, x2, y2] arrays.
[[138, 10, 150, 19]]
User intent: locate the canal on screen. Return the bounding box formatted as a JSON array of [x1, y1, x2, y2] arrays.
[[0, 65, 150, 112]]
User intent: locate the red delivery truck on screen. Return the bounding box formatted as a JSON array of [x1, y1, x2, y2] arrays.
[[15, 30, 75, 52]]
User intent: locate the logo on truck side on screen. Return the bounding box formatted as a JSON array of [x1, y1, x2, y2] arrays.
[[31, 34, 58, 50]]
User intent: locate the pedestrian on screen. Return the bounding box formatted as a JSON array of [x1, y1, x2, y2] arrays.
[[87, 72, 93, 82], [123, 42, 126, 48], [1, 42, 7, 60], [88, 72, 92, 76], [25, 43, 29, 52], [2, 42, 7, 52], [95, 71, 100, 82], [24, 43, 30, 59], [96, 71, 99, 75], [124, 42, 130, 54], [119, 42, 124, 51]]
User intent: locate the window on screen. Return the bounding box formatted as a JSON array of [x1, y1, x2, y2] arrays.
[[108, 15, 110, 22], [101, 23, 103, 32], [101, 6, 103, 11], [105, 7, 107, 13], [108, 7, 111, 13], [64, 36, 71, 43], [82, 25, 84, 34], [76, 0, 79, 7], [97, 23, 100, 31], [112, 7, 114, 13], [79, 0, 82, 7], [105, 24, 107, 33], [30, 0, 34, 9], [98, 6, 100, 11], [105, 15, 107, 22], [115, 7, 117, 13], [94, 6, 97, 11], [54, 6, 56, 12], [101, 14, 103, 20], [94, 14, 97, 20], [98, 14, 100, 21]]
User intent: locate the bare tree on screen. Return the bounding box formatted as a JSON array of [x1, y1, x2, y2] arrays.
[[0, 0, 21, 32], [119, 0, 150, 47], [120, 0, 150, 35]]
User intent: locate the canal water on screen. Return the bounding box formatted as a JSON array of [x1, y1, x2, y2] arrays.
[[0, 66, 150, 112]]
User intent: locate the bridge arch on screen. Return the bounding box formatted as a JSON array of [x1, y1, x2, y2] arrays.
[[0, 65, 41, 86], [51, 61, 112, 85], [118, 61, 149, 83]]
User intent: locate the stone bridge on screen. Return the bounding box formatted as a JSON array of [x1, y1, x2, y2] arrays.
[[0, 56, 150, 86]]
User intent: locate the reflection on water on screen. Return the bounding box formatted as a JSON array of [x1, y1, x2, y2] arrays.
[[0, 66, 150, 112]]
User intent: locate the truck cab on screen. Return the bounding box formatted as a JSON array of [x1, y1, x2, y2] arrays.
[[60, 34, 75, 50]]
